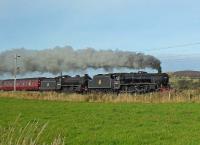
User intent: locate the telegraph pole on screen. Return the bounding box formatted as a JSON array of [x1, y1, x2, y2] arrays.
[[14, 54, 20, 91]]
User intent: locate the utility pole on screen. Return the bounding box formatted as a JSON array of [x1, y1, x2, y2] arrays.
[[14, 54, 20, 91]]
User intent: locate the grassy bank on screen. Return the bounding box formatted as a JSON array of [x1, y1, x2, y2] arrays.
[[0, 89, 200, 103], [1, 97, 200, 144]]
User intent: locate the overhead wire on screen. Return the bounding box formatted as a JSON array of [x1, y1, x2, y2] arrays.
[[144, 41, 200, 52], [140, 41, 200, 62]]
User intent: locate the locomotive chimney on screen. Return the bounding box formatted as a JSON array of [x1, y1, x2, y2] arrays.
[[158, 66, 162, 73]]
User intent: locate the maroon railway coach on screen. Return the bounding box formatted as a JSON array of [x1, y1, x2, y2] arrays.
[[0, 78, 43, 91]]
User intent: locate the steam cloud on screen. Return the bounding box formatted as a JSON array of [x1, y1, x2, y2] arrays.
[[0, 46, 161, 75]]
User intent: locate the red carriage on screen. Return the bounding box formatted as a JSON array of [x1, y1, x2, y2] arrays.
[[0, 78, 42, 91]]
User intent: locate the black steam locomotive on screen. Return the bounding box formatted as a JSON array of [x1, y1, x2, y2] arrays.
[[0, 71, 169, 93], [88, 72, 169, 93], [39, 74, 91, 92]]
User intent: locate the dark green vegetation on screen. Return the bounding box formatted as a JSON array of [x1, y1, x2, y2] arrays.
[[170, 75, 200, 89], [1, 98, 200, 145], [175, 79, 200, 89], [170, 71, 200, 89]]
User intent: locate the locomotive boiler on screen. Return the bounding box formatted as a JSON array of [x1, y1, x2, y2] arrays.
[[59, 74, 91, 92]]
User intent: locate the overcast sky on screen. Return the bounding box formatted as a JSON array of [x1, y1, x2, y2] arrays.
[[0, 0, 200, 71]]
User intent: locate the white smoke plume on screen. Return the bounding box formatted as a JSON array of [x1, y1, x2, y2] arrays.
[[0, 46, 161, 75]]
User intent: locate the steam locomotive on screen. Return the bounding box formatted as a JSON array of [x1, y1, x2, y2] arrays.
[[0, 71, 170, 93]]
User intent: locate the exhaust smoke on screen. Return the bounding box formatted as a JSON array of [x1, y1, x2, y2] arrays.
[[0, 46, 161, 75]]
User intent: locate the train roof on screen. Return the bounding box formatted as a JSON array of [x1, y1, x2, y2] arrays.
[[95, 72, 169, 77], [0, 77, 46, 81]]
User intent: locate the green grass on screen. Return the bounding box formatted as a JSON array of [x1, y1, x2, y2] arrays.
[[1, 98, 200, 145]]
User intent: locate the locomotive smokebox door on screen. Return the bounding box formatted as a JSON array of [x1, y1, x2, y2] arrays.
[[88, 75, 112, 89]]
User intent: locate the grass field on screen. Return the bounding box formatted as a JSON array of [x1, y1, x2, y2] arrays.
[[1, 89, 200, 103], [1, 97, 200, 145]]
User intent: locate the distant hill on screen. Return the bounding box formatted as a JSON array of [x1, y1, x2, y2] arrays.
[[172, 71, 200, 78]]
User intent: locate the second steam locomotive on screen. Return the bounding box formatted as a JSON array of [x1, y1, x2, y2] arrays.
[[0, 71, 170, 93]]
